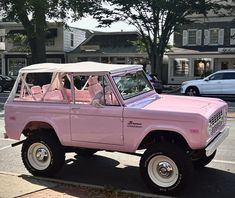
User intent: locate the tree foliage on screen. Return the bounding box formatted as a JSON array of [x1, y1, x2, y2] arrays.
[[94, 0, 231, 80], [0, 0, 101, 64]]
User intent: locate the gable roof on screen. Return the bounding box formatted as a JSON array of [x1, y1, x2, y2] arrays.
[[69, 31, 141, 54]]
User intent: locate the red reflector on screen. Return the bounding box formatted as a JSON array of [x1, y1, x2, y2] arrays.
[[190, 129, 199, 133], [9, 116, 16, 120]]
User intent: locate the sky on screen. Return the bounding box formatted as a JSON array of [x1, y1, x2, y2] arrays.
[[68, 16, 137, 32]]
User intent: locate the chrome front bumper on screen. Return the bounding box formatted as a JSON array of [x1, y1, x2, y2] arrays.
[[205, 127, 229, 157]]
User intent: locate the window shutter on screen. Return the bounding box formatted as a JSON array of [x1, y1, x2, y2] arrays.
[[196, 30, 202, 45], [204, 29, 209, 45], [182, 30, 188, 46], [230, 28, 235, 45], [218, 29, 224, 45]]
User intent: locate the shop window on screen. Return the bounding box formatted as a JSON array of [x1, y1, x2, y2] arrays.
[[173, 59, 189, 76], [221, 62, 228, 70], [8, 58, 26, 76], [194, 59, 212, 77]]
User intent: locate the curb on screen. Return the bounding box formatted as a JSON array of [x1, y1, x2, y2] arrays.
[[0, 171, 172, 198]]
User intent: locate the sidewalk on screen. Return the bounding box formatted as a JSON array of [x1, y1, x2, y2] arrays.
[[0, 172, 162, 198]]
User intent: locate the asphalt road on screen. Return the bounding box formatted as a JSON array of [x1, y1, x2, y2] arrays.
[[0, 92, 235, 197]]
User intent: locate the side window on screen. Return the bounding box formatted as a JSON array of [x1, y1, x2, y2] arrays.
[[73, 74, 119, 106], [223, 72, 235, 80], [14, 72, 71, 103], [209, 73, 223, 80]]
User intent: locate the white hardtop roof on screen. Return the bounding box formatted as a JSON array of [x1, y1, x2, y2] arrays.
[[19, 61, 143, 75]]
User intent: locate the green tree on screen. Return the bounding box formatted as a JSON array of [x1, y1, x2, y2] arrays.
[[94, 0, 230, 80], [0, 0, 101, 64]]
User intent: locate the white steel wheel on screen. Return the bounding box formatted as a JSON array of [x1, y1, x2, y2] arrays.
[[22, 131, 65, 177], [148, 155, 179, 187], [140, 143, 193, 195], [27, 143, 51, 170]]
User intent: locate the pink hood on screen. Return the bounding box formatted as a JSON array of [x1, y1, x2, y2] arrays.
[[143, 95, 227, 118]]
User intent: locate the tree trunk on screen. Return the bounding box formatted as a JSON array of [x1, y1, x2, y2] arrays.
[[150, 52, 163, 80], [155, 54, 163, 80]]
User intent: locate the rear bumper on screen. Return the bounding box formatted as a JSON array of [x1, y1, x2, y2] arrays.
[[205, 127, 229, 157]]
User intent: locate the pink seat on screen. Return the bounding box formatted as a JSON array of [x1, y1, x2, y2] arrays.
[[31, 86, 42, 95], [42, 84, 51, 93], [44, 90, 64, 101], [88, 76, 103, 98]]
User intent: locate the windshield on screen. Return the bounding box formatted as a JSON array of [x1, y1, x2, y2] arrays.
[[113, 70, 153, 100]]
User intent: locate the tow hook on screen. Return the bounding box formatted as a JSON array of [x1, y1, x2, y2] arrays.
[[12, 139, 26, 147]]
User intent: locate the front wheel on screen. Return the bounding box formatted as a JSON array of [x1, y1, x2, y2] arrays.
[[22, 131, 65, 177], [140, 143, 193, 195], [185, 87, 200, 96]]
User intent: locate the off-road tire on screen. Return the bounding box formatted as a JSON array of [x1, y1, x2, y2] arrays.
[[193, 150, 216, 169], [21, 131, 65, 177], [140, 143, 193, 195]]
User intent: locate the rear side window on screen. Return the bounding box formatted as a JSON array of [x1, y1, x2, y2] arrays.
[[222, 72, 235, 80], [14, 72, 71, 103]]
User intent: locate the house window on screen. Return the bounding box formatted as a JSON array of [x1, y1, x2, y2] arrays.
[[173, 58, 189, 76], [183, 30, 201, 46], [46, 38, 55, 46], [70, 33, 74, 47], [210, 29, 219, 44], [188, 30, 197, 45], [230, 28, 235, 45], [204, 29, 224, 45]]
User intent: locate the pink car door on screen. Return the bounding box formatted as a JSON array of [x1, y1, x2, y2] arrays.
[[70, 104, 124, 145]]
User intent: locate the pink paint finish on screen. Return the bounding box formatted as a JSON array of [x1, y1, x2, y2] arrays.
[[4, 64, 229, 155]]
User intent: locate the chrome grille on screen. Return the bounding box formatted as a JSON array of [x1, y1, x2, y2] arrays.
[[209, 110, 224, 136]]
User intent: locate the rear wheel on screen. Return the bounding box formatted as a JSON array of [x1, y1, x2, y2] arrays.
[[22, 131, 65, 177], [140, 143, 193, 195], [185, 87, 200, 96]]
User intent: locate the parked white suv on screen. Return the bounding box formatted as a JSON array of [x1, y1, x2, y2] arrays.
[[181, 70, 235, 96]]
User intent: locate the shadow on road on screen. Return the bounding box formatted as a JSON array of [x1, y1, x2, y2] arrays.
[[51, 153, 235, 197]]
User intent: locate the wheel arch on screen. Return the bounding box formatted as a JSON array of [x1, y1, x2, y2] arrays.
[[137, 130, 191, 152], [22, 120, 62, 143]]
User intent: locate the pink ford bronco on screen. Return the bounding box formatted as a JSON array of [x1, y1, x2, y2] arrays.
[[4, 62, 229, 195]]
